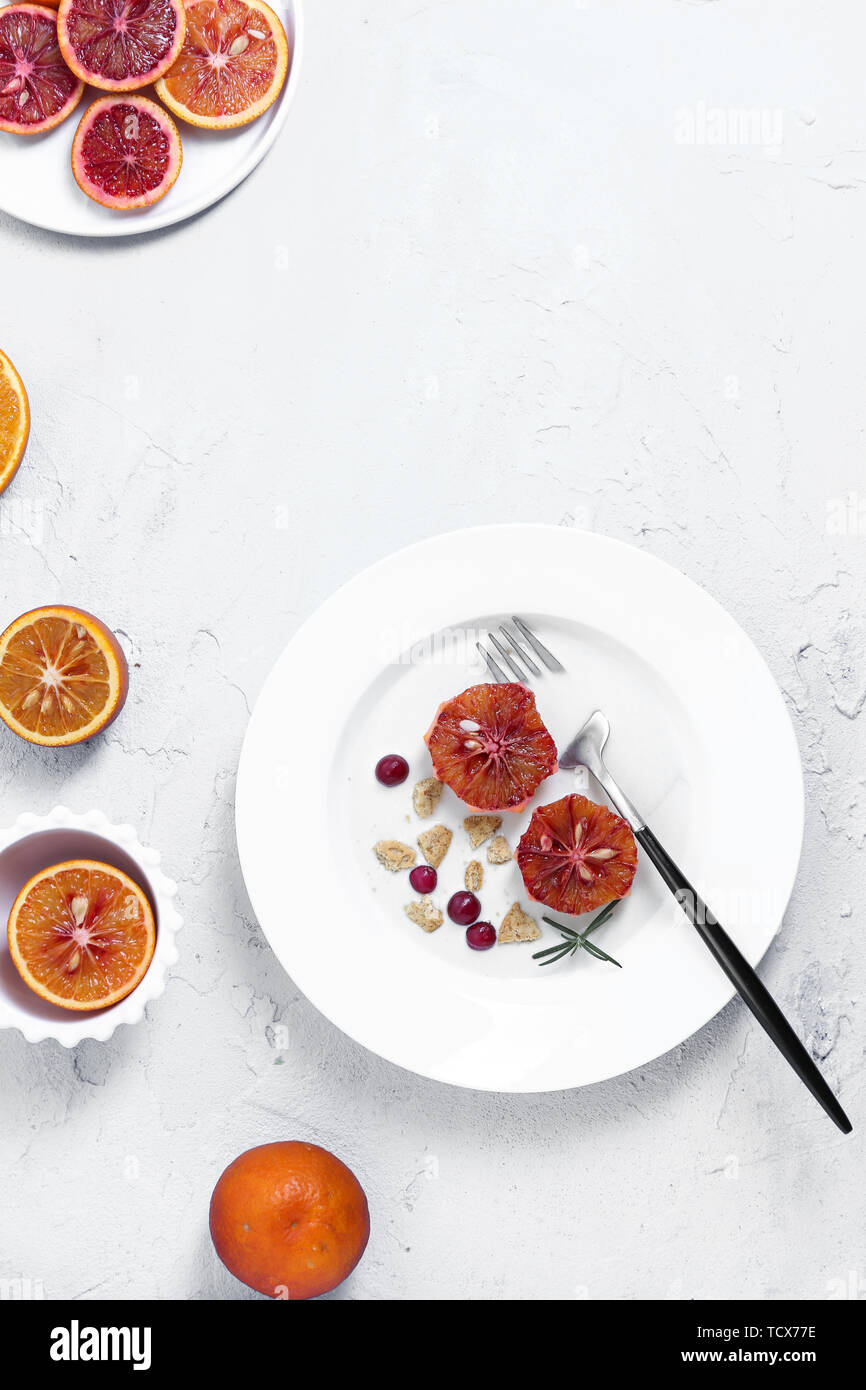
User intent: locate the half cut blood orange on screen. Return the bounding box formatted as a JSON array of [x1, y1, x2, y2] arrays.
[[516, 793, 638, 917], [425, 682, 558, 812], [8, 860, 156, 1011], [155, 0, 289, 130], [0, 605, 128, 746]]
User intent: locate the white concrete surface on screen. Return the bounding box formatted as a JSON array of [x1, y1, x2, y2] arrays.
[[0, 0, 863, 1301]]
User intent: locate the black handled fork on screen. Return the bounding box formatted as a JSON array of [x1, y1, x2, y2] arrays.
[[478, 620, 852, 1134]]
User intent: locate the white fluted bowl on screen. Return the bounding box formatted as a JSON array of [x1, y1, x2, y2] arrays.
[[0, 807, 182, 1046]]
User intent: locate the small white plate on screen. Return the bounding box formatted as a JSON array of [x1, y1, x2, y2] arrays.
[[0, 806, 182, 1045], [0, 0, 303, 237], [236, 525, 804, 1092]]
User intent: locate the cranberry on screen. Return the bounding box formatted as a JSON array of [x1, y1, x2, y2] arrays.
[[466, 921, 496, 951], [447, 891, 481, 925], [409, 865, 437, 894], [375, 754, 409, 786]]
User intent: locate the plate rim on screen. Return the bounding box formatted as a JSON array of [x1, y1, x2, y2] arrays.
[[0, 0, 304, 238], [236, 523, 806, 1092]]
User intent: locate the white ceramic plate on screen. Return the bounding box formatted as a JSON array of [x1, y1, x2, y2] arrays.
[[236, 525, 804, 1092], [0, 0, 303, 237]]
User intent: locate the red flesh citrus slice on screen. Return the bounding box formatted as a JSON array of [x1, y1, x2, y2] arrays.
[[516, 793, 638, 916], [0, 349, 30, 494], [8, 860, 156, 1011], [0, 604, 128, 746], [155, 0, 288, 130], [0, 5, 84, 134], [72, 95, 182, 209], [425, 682, 558, 813], [57, 0, 185, 91]]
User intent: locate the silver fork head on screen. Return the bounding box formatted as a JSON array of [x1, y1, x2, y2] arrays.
[[475, 630, 644, 826], [558, 710, 610, 774], [476, 617, 564, 684], [559, 710, 645, 829]]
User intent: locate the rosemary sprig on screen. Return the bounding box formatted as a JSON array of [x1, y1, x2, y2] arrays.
[[532, 901, 622, 968]]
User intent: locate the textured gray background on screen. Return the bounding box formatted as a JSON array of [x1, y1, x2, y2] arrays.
[[0, 0, 863, 1300]]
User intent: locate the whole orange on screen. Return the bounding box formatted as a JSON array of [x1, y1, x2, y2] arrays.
[[209, 1141, 370, 1300]]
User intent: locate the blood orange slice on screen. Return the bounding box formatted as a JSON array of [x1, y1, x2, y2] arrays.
[[57, 0, 185, 90], [155, 0, 289, 130], [516, 793, 638, 916], [0, 604, 128, 746], [425, 683, 558, 813], [71, 95, 182, 209], [8, 860, 155, 1011], [0, 349, 30, 495], [0, 5, 84, 134]]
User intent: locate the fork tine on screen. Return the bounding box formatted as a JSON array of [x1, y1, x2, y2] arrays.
[[511, 617, 565, 672], [487, 630, 529, 682], [499, 623, 541, 676], [477, 640, 508, 682]]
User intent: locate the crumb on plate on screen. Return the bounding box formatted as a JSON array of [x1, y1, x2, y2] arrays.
[[413, 777, 444, 819], [374, 839, 416, 871], [487, 834, 511, 865], [417, 824, 452, 868], [404, 898, 443, 932], [464, 814, 502, 848], [499, 902, 541, 944], [465, 860, 483, 892]]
